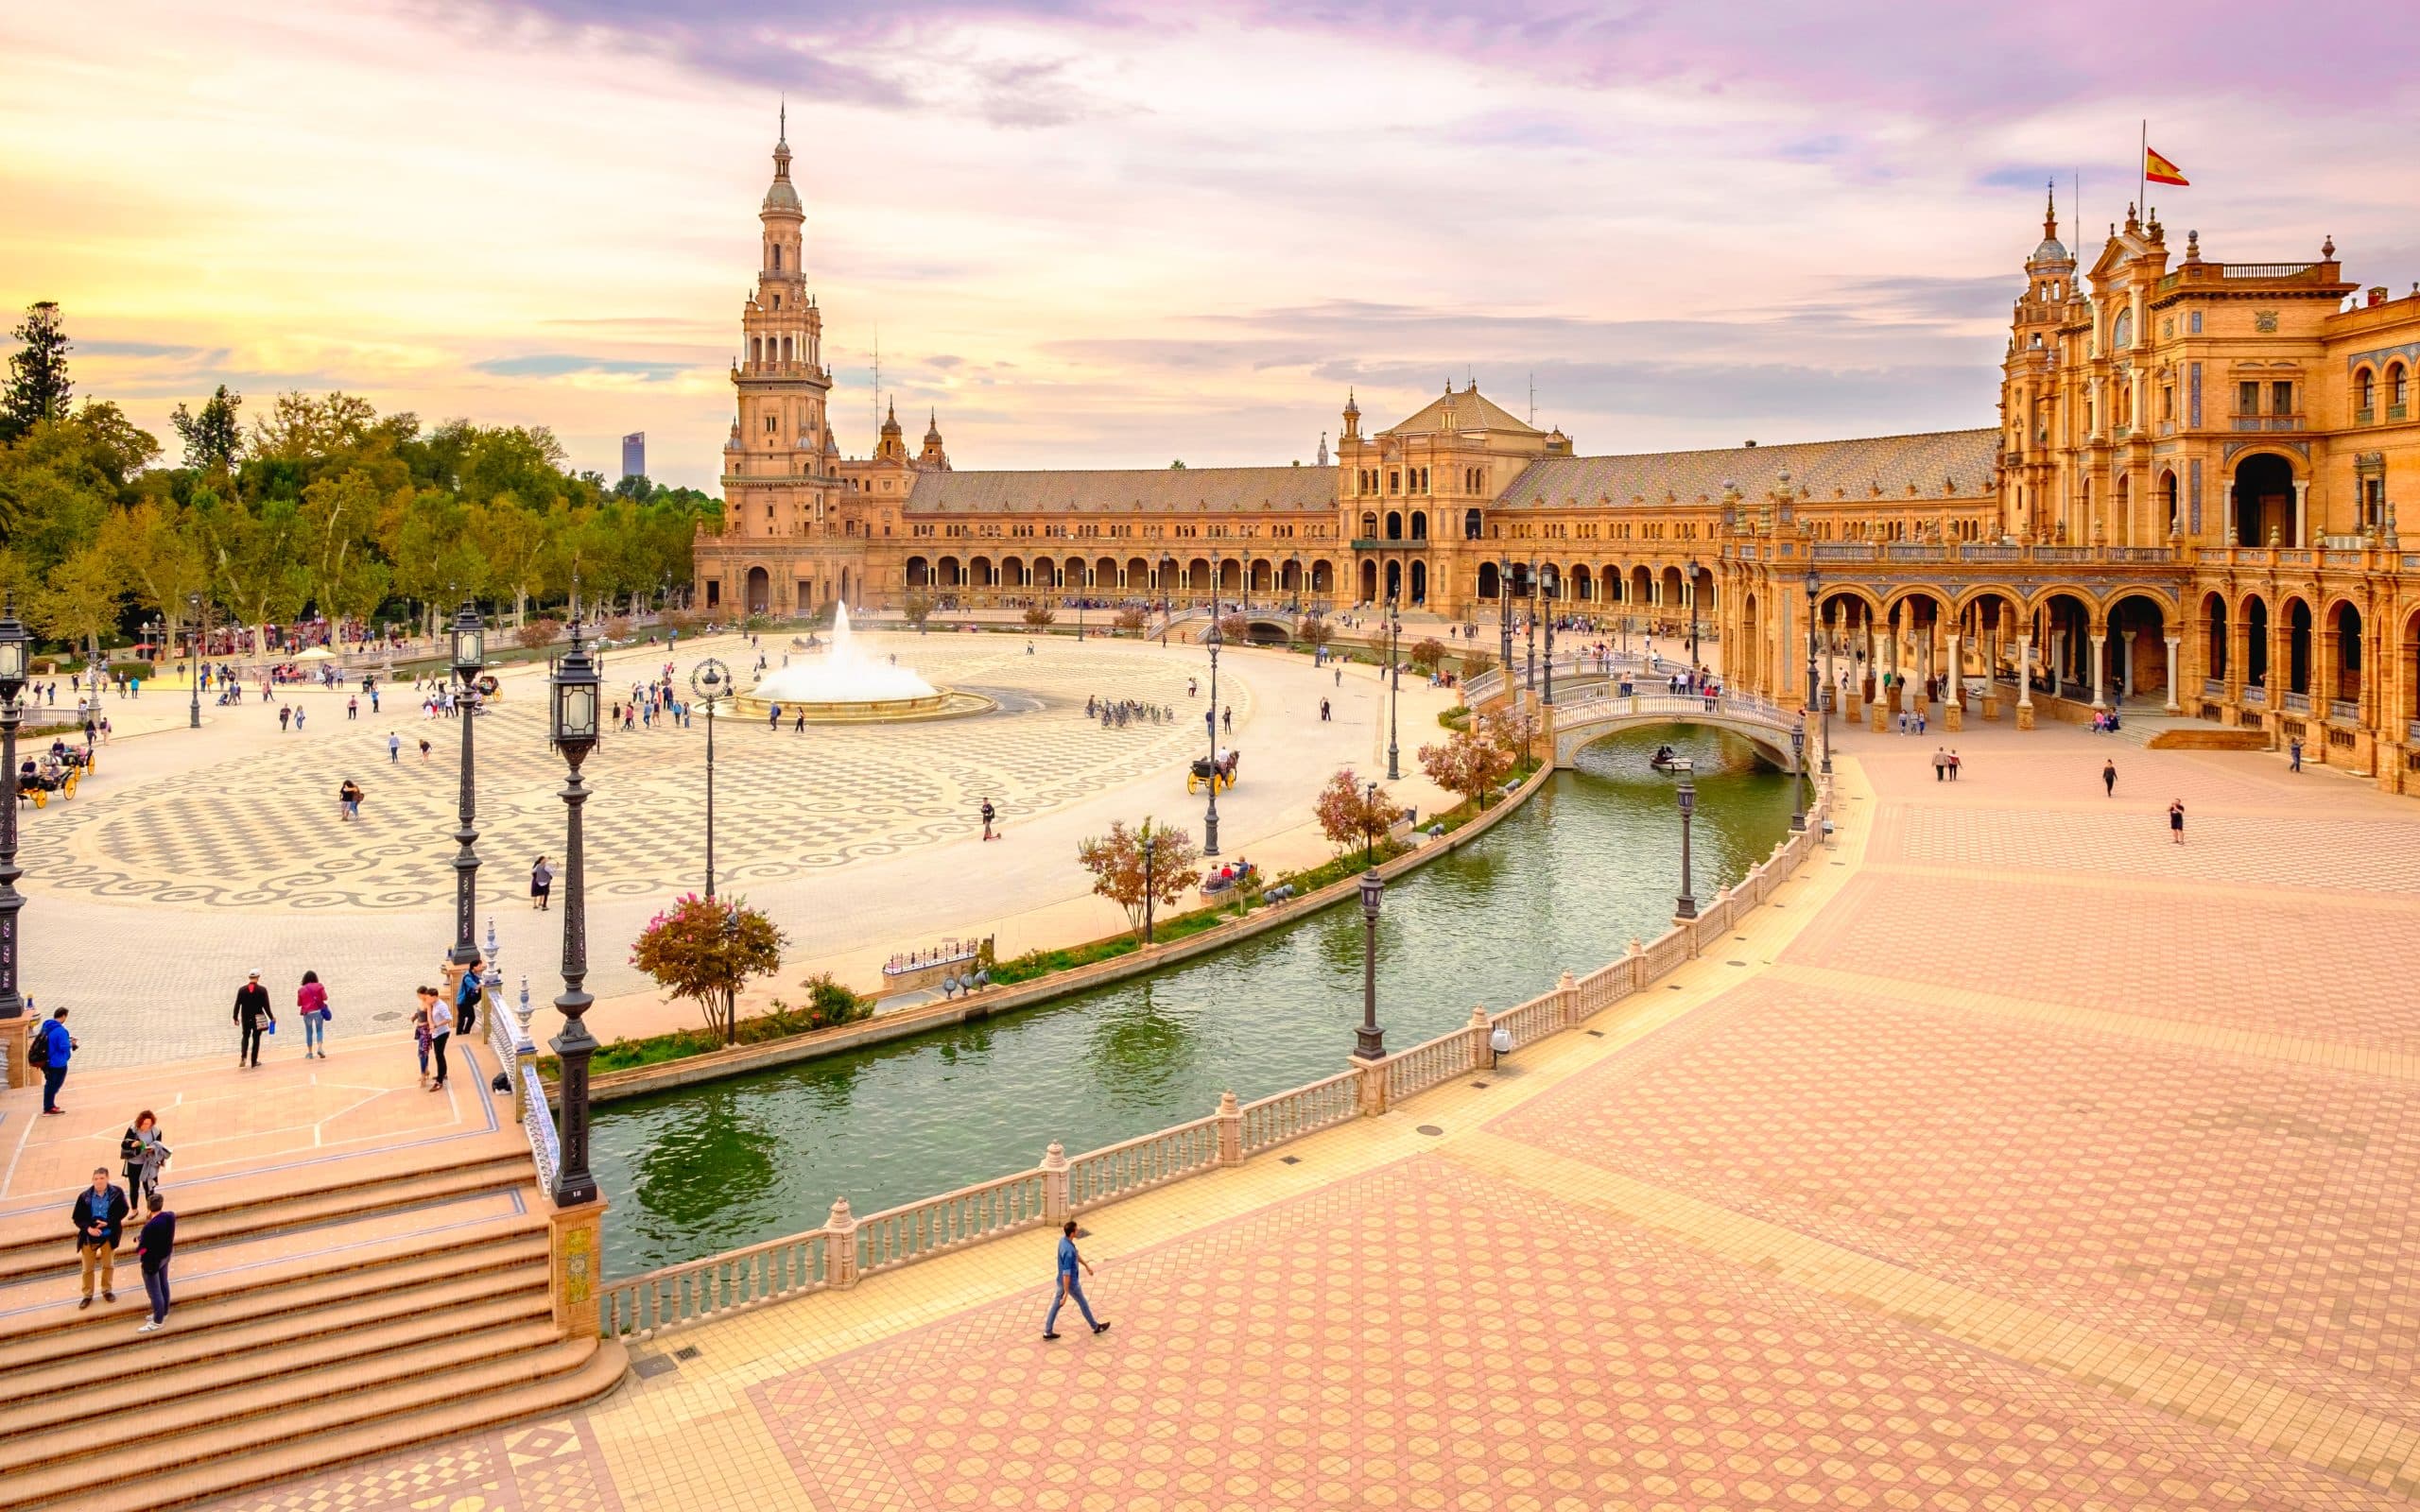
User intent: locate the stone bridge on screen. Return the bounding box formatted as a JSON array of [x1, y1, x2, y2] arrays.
[[1546, 691, 1804, 769]]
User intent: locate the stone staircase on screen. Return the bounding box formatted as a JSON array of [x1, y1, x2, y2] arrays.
[[0, 1123, 623, 1511]]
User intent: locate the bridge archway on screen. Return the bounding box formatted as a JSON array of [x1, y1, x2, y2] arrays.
[[1550, 692, 1801, 771]]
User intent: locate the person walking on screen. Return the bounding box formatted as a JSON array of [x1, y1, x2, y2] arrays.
[[71, 1167, 129, 1311], [337, 778, 363, 822], [1947, 749, 1962, 782], [119, 1110, 168, 1211], [1042, 1220, 1110, 1340], [388, 731, 401, 763], [2169, 799, 2186, 845], [1319, 697, 1331, 722], [346, 695, 358, 721], [135, 1191, 176, 1333], [2101, 760, 2118, 798], [1932, 747, 1947, 782], [33, 1006, 74, 1115], [233, 970, 273, 1067], [296, 970, 330, 1059], [2290, 738, 2304, 773], [426, 985, 455, 1092], [530, 855, 554, 912], [1222, 705, 1234, 735], [980, 798, 996, 842]]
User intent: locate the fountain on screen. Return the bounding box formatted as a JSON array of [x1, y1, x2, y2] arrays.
[[733, 606, 992, 723]]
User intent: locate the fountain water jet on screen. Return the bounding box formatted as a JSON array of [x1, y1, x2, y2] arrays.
[[734, 606, 992, 722]]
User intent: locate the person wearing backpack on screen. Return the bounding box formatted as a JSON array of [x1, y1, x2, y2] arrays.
[[452, 957, 482, 1039], [31, 1005, 74, 1115]]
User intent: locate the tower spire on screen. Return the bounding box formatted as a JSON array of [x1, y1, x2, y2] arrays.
[[2043, 180, 2058, 242]]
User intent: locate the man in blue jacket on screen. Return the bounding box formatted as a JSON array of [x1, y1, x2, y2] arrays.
[[71, 1166, 129, 1310], [33, 1006, 74, 1115]]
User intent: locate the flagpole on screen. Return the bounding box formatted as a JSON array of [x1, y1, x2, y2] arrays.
[[2138, 120, 2146, 219]]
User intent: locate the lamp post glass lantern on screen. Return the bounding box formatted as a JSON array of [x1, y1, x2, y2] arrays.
[[447, 598, 486, 968], [546, 622, 602, 1207], [0, 597, 26, 1021], [1385, 602, 1400, 781], [187, 592, 203, 729], [1672, 758, 1699, 920], [1789, 726, 1807, 832], [1203, 601, 1221, 857], [1354, 866, 1386, 1060]]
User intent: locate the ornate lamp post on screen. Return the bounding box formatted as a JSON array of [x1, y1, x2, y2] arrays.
[[1672, 758, 1699, 920], [1806, 568, 1830, 776], [546, 620, 603, 1207], [1141, 826, 1158, 945], [688, 658, 730, 899], [1789, 725, 1807, 833], [447, 596, 486, 970], [1524, 558, 1538, 698], [1288, 552, 1303, 615], [1386, 600, 1401, 781], [1541, 566, 1557, 707], [186, 592, 203, 729], [1160, 553, 1176, 644], [0, 597, 26, 1023], [1077, 565, 1088, 641], [1685, 557, 1701, 683], [1498, 549, 1513, 681], [1203, 603, 1222, 857], [1353, 863, 1386, 1060]]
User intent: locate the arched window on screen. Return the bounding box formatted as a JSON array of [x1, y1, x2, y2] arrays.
[[750, 336, 762, 367], [2358, 369, 2376, 414], [1409, 511, 1428, 540], [2393, 364, 2410, 409], [772, 246, 782, 271], [2111, 308, 2133, 350], [781, 335, 793, 365]]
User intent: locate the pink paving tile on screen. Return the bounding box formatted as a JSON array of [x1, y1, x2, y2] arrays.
[[752, 1158, 2384, 1511], [1490, 979, 2420, 1420], [1874, 803, 2420, 893], [1783, 868, 2420, 1053]]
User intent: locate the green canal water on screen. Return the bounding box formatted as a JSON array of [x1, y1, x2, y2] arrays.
[[592, 724, 1796, 1276]]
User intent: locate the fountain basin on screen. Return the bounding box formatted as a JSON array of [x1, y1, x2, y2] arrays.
[[728, 605, 994, 723], [729, 686, 994, 723]]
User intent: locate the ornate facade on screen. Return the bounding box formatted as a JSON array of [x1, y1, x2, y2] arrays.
[[694, 131, 2420, 791]]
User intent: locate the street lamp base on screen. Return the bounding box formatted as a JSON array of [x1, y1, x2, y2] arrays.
[[1674, 897, 1699, 920], [1353, 1028, 1387, 1061], [1790, 814, 1806, 832]]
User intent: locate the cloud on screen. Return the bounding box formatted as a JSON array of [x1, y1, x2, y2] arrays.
[[471, 353, 694, 381]]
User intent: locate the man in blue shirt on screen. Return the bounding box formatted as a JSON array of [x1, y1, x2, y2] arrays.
[[33, 1006, 74, 1114], [71, 1166, 129, 1309], [1043, 1220, 1109, 1340]]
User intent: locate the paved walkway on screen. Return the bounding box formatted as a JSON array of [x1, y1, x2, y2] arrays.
[[182, 713, 2420, 1510], [25, 630, 1459, 1065]]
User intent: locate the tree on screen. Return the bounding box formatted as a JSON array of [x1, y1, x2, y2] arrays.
[[1022, 603, 1057, 628], [1409, 637, 1446, 675], [99, 501, 209, 648], [902, 592, 933, 627], [1, 301, 72, 442], [1114, 606, 1147, 637], [171, 385, 244, 474], [517, 617, 562, 649], [1217, 612, 1251, 644], [35, 546, 123, 672], [1419, 721, 1517, 813], [1313, 767, 1397, 860], [1296, 616, 1334, 654], [1076, 818, 1201, 941], [629, 894, 786, 1046]]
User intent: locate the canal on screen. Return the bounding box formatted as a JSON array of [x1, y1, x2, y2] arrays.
[[592, 723, 1797, 1275]]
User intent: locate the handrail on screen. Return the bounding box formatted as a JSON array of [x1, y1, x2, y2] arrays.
[[595, 777, 1837, 1338]]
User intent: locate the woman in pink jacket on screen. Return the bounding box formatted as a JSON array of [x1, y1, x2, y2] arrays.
[[296, 971, 330, 1059]]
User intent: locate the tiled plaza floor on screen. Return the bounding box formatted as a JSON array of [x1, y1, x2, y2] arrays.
[[198, 717, 2420, 1510]]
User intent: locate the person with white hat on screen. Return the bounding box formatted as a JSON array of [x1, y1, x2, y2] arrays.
[[233, 971, 274, 1068]]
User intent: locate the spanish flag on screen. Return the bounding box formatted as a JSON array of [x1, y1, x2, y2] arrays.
[[2145, 146, 2188, 187]]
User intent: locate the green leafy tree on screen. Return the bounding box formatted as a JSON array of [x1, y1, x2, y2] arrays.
[[1, 301, 72, 442], [99, 500, 209, 648], [35, 545, 123, 672], [1076, 818, 1201, 941], [171, 385, 244, 474]]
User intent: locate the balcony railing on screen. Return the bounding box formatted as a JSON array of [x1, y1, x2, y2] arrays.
[[1960, 544, 2023, 562], [2203, 679, 2225, 699], [1809, 542, 1878, 562], [2358, 408, 2377, 425], [1885, 543, 1946, 561], [1349, 538, 1427, 551], [2231, 413, 2308, 432], [2394, 404, 2411, 421], [2330, 698, 2360, 724], [2104, 546, 2174, 563], [2221, 262, 2319, 279], [2284, 691, 2311, 713], [2243, 686, 2267, 707]]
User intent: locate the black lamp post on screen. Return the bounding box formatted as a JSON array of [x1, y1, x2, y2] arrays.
[[1386, 601, 1401, 781], [1142, 827, 1158, 945], [689, 658, 729, 899], [546, 619, 603, 1207], [447, 596, 486, 969], [1203, 603, 1222, 857], [1524, 558, 1538, 697], [1498, 549, 1513, 682], [187, 592, 203, 729], [0, 597, 26, 1022], [1673, 758, 1699, 920], [1806, 568, 1830, 776], [1541, 566, 1557, 707], [1789, 725, 1807, 833], [1077, 566, 1087, 641], [1353, 864, 1386, 1060], [1160, 554, 1175, 644], [1288, 552, 1303, 615], [1685, 557, 1701, 682]]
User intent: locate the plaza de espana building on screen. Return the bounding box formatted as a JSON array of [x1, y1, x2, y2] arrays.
[[696, 126, 2420, 793]]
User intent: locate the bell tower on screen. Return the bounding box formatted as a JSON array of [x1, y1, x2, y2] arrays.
[[727, 108, 837, 544]]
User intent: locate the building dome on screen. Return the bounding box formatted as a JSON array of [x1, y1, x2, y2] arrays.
[[2030, 235, 2068, 266], [762, 178, 802, 215]]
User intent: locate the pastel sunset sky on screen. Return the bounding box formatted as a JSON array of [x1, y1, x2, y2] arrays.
[[8, 1, 2417, 489]]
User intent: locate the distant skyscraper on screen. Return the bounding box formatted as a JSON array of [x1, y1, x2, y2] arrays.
[[621, 432, 646, 482]]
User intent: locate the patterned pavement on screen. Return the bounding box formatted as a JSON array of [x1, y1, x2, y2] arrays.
[[194, 717, 2420, 1510]]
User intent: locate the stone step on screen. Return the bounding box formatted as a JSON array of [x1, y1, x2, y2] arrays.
[[0, 1287, 553, 1434], [0, 1213, 548, 1377], [0, 1143, 532, 1284], [0, 1314, 568, 1474], [0, 1336, 625, 1512]]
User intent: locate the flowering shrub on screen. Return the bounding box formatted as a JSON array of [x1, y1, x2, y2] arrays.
[[629, 893, 786, 1045]]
